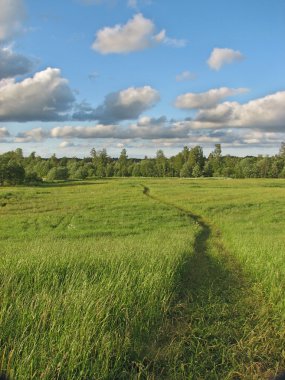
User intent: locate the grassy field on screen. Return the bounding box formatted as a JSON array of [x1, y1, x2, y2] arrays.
[[0, 178, 284, 379]]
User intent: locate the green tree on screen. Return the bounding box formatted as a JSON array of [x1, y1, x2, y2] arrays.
[[208, 144, 222, 176], [192, 163, 202, 177], [73, 167, 88, 180], [24, 172, 43, 185], [49, 153, 58, 167], [140, 158, 156, 177], [90, 148, 97, 160], [279, 142, 285, 157], [131, 163, 141, 177], [180, 161, 193, 177], [115, 148, 129, 176], [94, 149, 109, 177], [256, 156, 270, 178], [47, 167, 69, 181], [5, 162, 25, 185], [106, 163, 114, 177], [155, 150, 168, 177], [188, 146, 204, 169]]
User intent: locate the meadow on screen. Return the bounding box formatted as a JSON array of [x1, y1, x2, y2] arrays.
[[0, 178, 284, 379]]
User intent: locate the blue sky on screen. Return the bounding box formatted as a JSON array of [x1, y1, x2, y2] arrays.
[[0, 0, 284, 157]]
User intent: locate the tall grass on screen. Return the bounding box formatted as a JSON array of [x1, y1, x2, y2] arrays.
[[0, 181, 196, 379], [1, 178, 285, 379], [148, 177, 285, 378], [149, 178, 285, 313]]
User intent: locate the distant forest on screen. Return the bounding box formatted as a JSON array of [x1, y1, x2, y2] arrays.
[[1, 143, 285, 186]]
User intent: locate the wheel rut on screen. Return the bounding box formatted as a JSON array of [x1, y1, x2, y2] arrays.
[[140, 185, 281, 380]]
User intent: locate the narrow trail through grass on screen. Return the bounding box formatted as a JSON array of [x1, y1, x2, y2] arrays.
[[141, 185, 283, 380]]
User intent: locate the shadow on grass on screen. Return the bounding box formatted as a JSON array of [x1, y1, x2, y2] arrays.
[[0, 373, 11, 380], [139, 185, 282, 379], [40, 180, 107, 188]]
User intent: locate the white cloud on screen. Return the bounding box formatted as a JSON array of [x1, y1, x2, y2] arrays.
[[176, 70, 196, 82], [16, 121, 285, 150], [0, 46, 34, 80], [51, 124, 117, 139], [7, 88, 284, 151], [59, 141, 75, 148], [195, 102, 237, 123], [175, 87, 248, 110], [92, 13, 186, 54], [49, 116, 190, 140], [137, 115, 166, 127], [12, 89, 285, 149], [153, 29, 165, 43], [0, 67, 75, 122], [73, 85, 160, 122], [129, 116, 190, 139], [207, 48, 244, 70], [162, 36, 187, 48], [0, 127, 10, 139], [241, 130, 283, 145], [92, 13, 156, 54], [153, 29, 187, 48], [128, 0, 137, 8], [190, 91, 285, 131], [0, 0, 25, 42], [15, 128, 49, 143]]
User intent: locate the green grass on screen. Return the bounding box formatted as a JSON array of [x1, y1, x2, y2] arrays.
[[0, 178, 284, 379]]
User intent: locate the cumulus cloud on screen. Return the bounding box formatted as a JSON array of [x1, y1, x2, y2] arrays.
[[13, 88, 285, 149], [0, 0, 25, 42], [241, 130, 284, 145], [51, 124, 118, 139], [136, 115, 166, 127], [59, 141, 75, 148], [92, 13, 186, 54], [196, 129, 284, 147], [0, 67, 75, 122], [15, 128, 49, 143], [49, 122, 278, 147], [129, 116, 190, 139], [0, 46, 34, 80], [92, 13, 156, 53], [49, 115, 190, 140], [176, 70, 196, 82], [17, 122, 285, 150], [194, 91, 285, 131], [73, 86, 160, 123], [153, 29, 187, 48], [207, 48, 244, 70], [9, 89, 284, 150], [128, 0, 137, 7], [161, 34, 187, 48], [175, 87, 248, 110], [0, 127, 10, 139], [195, 102, 238, 123]]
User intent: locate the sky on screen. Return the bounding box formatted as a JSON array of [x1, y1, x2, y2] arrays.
[[0, 0, 284, 158]]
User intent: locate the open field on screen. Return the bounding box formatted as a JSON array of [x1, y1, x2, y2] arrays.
[[0, 178, 285, 379]]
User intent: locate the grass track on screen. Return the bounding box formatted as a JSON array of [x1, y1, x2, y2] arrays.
[[140, 184, 284, 379]]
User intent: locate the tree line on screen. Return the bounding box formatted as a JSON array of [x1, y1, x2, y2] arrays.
[[1, 143, 285, 186]]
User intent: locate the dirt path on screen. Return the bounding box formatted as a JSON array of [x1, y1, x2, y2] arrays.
[[141, 185, 281, 380]]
